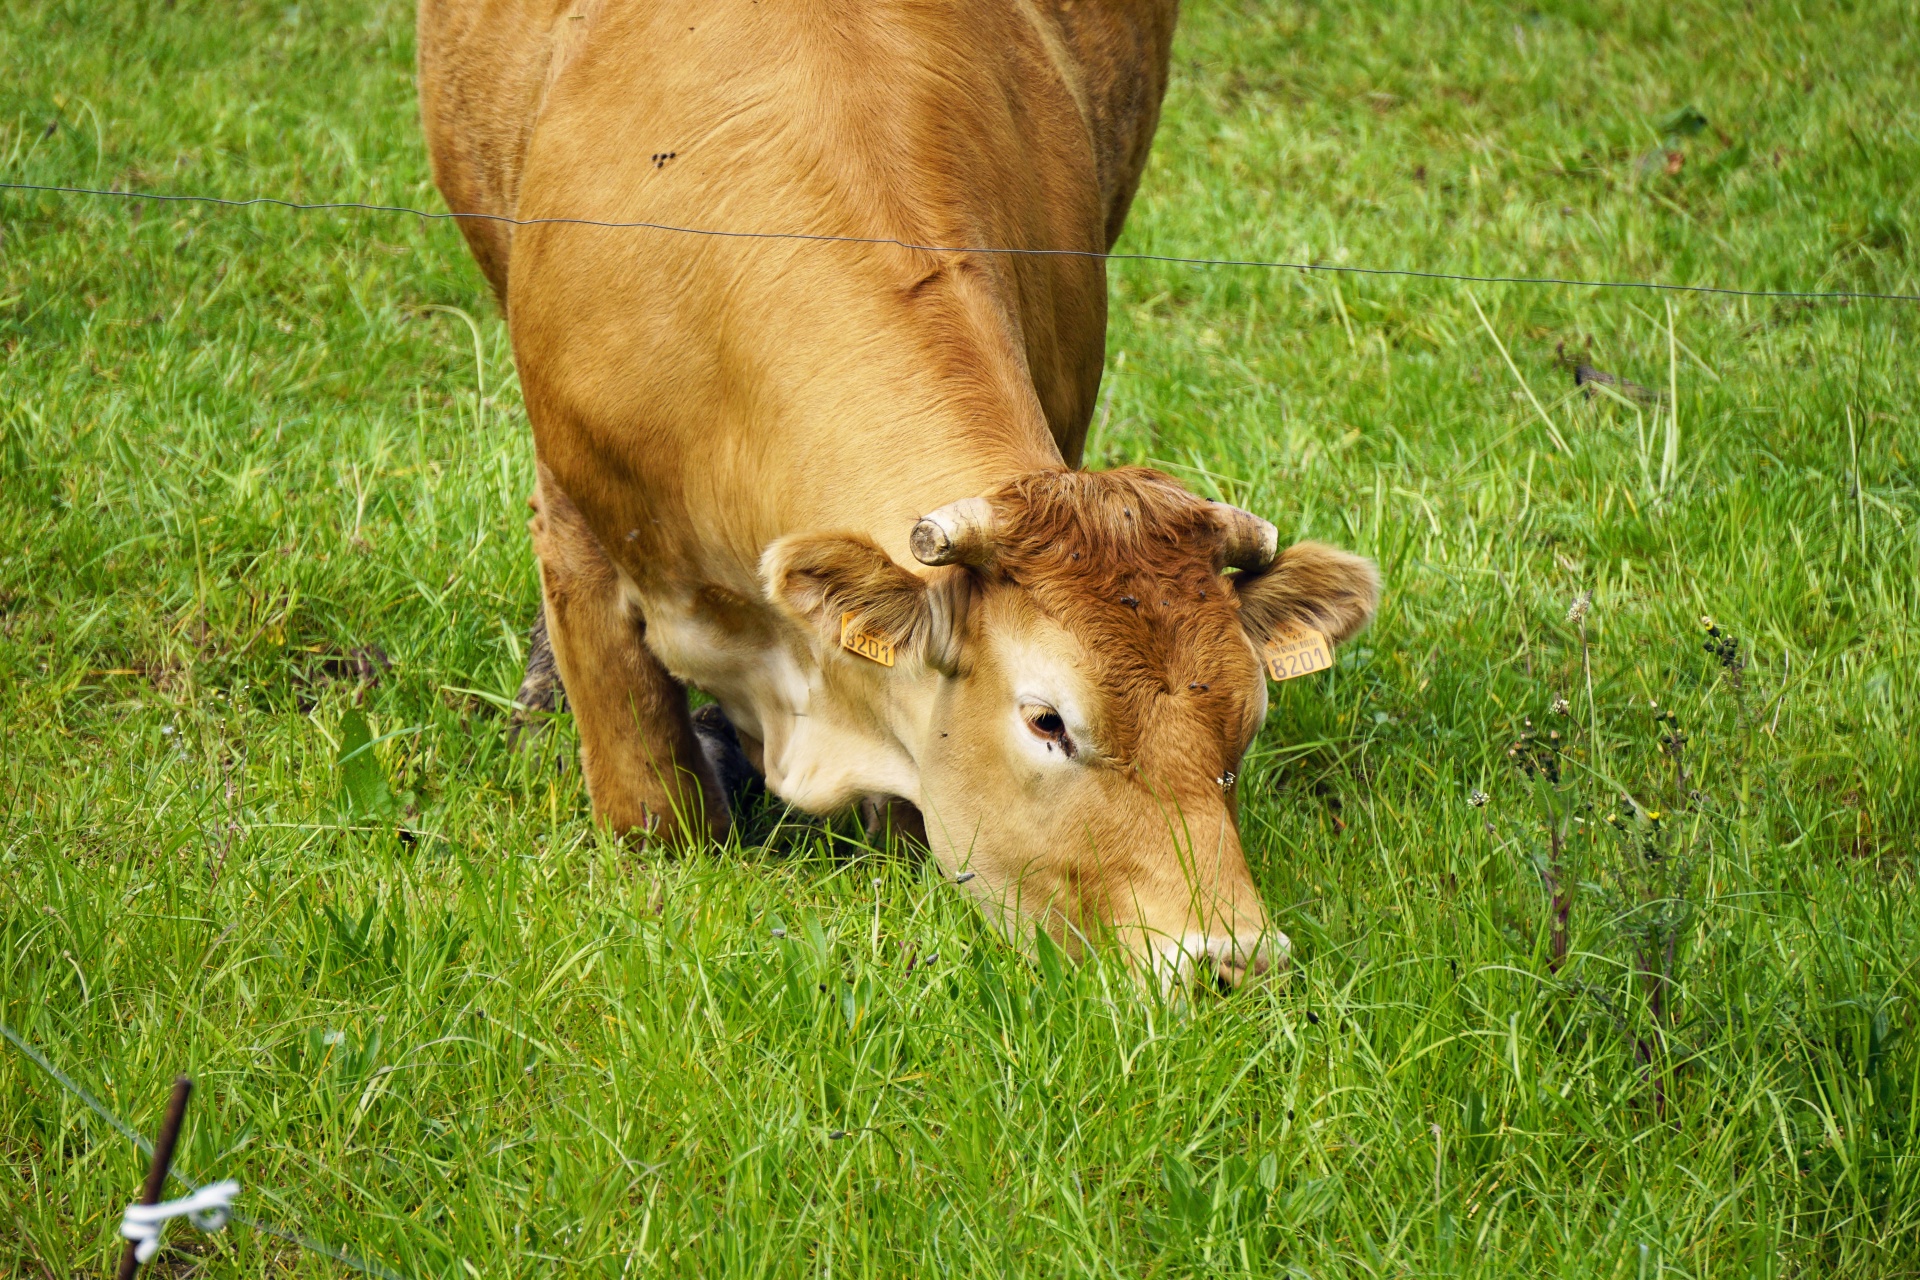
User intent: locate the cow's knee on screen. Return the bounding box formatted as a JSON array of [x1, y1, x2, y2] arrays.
[[522, 468, 727, 845]]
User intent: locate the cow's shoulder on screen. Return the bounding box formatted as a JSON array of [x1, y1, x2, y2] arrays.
[[1027, 1, 1180, 246]]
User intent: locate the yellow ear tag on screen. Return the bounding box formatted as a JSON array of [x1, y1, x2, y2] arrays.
[[839, 613, 896, 668], [1262, 622, 1333, 682]]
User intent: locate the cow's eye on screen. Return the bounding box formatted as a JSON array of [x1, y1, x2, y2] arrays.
[[1023, 705, 1074, 756]]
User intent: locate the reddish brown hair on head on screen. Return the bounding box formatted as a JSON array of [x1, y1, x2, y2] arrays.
[[981, 468, 1255, 762], [984, 467, 1222, 572]]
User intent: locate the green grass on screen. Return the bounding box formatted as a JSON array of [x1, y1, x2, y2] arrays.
[[4, 0, 1919, 1274]]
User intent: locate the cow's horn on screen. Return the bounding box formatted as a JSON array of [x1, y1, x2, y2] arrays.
[[910, 497, 997, 567], [1207, 502, 1279, 572]]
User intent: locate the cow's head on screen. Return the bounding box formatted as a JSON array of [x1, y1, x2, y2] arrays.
[[765, 468, 1377, 991]]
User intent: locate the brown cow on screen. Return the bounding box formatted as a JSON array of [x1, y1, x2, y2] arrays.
[[417, 0, 1378, 990]]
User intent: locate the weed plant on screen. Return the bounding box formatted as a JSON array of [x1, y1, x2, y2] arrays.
[[3, 0, 1918, 1275]]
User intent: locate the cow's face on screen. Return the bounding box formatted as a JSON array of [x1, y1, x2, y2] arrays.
[[766, 468, 1378, 992]]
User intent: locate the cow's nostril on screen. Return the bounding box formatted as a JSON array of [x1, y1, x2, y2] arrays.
[[1215, 936, 1283, 991], [1216, 955, 1264, 991]]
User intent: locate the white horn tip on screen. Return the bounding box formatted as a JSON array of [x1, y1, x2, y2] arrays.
[[910, 517, 958, 565], [910, 497, 995, 567], [1208, 502, 1279, 571], [1243, 520, 1278, 567]]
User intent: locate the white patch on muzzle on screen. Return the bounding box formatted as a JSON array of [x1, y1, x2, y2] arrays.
[[1150, 930, 1292, 996]]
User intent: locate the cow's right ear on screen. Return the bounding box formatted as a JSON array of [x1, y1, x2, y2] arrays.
[[762, 533, 970, 675]]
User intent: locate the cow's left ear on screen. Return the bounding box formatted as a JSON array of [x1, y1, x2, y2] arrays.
[[762, 533, 970, 674], [1231, 541, 1380, 648]]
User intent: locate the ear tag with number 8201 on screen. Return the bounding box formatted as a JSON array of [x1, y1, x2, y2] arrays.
[[840, 613, 896, 667], [1262, 622, 1333, 682]]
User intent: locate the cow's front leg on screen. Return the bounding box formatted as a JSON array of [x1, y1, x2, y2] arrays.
[[527, 465, 729, 843]]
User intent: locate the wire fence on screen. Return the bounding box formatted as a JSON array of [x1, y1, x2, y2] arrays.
[[1, 1017, 410, 1280], [4, 180, 1917, 305], [0, 154, 1910, 1276]]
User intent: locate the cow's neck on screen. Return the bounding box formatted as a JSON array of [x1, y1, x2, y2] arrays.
[[634, 365, 1056, 818]]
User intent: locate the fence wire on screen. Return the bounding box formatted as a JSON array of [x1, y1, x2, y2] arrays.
[[4, 180, 1917, 304]]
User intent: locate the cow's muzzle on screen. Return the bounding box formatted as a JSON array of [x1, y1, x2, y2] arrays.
[[1152, 930, 1291, 996]]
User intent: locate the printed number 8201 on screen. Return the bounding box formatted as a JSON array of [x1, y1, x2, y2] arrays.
[[1262, 626, 1333, 683]]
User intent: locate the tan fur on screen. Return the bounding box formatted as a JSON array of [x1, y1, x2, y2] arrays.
[[528, 464, 730, 839], [419, 0, 1376, 985], [763, 534, 932, 651]]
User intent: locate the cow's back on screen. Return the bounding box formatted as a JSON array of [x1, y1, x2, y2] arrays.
[[418, 0, 1176, 318], [418, 0, 1180, 581]]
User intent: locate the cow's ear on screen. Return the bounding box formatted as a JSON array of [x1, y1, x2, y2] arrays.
[[762, 533, 970, 674], [1231, 541, 1380, 648]]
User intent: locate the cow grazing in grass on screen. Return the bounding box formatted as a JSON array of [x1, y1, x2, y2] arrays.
[[416, 0, 1378, 989]]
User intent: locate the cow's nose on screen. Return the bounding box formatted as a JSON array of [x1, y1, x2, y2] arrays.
[[1151, 930, 1290, 995], [1214, 930, 1290, 991]]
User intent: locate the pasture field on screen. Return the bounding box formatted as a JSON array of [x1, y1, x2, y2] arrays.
[[4, 0, 1919, 1275]]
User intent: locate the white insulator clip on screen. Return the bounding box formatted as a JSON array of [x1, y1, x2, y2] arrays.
[[120, 1179, 240, 1263]]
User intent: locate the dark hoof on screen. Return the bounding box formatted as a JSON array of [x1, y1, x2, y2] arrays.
[[859, 795, 928, 850], [507, 610, 564, 746], [691, 703, 764, 816]]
